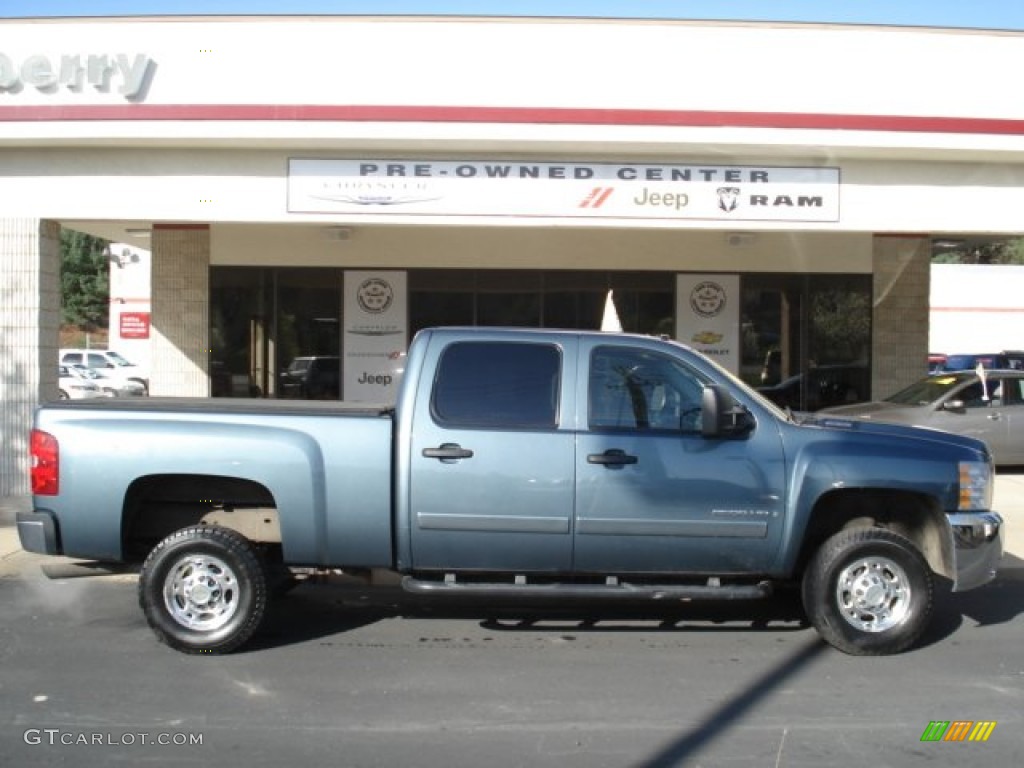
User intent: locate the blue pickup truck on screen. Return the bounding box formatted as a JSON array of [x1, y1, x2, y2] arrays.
[[19, 328, 1003, 656]]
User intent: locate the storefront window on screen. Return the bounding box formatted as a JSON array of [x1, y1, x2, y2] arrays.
[[212, 266, 869, 410], [742, 274, 872, 411], [209, 267, 270, 397], [211, 267, 340, 399], [276, 270, 342, 399]]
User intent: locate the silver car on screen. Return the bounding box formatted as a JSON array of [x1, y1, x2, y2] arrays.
[[823, 370, 1024, 466]]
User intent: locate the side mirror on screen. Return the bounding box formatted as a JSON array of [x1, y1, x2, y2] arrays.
[[701, 384, 754, 437], [942, 399, 966, 413]]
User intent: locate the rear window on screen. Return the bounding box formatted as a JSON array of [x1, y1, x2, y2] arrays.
[[432, 342, 560, 428]]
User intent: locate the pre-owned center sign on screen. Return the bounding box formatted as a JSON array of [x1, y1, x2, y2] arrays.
[[289, 159, 840, 222]]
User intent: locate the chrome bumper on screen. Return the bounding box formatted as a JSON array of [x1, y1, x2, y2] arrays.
[[947, 511, 1004, 592]]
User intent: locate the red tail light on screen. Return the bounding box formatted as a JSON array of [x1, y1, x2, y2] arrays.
[[30, 429, 59, 496]]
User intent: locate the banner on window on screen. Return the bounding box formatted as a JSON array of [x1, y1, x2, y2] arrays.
[[676, 275, 740, 373], [343, 271, 408, 402]]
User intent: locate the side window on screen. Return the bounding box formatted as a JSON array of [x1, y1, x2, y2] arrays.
[[432, 342, 560, 429], [589, 346, 705, 432], [88, 353, 107, 368], [960, 381, 995, 408], [63, 353, 81, 365]]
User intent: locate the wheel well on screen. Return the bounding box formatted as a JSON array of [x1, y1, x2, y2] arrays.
[[795, 489, 953, 582], [122, 474, 279, 560]]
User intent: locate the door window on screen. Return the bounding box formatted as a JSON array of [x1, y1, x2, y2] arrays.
[[432, 342, 560, 429], [588, 346, 706, 432]]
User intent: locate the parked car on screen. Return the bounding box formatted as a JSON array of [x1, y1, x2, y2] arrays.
[[57, 365, 104, 400], [280, 355, 340, 399], [70, 364, 146, 397], [822, 369, 1024, 465], [60, 348, 149, 394], [757, 364, 869, 412]]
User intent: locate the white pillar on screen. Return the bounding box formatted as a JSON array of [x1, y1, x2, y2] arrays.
[[0, 218, 60, 498], [150, 226, 210, 397]]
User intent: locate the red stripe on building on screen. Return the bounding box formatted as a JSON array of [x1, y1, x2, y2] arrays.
[[3, 104, 1024, 136]]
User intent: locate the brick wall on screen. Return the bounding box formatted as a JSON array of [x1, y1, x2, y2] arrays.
[[872, 235, 931, 399], [0, 218, 59, 497], [150, 227, 210, 397]]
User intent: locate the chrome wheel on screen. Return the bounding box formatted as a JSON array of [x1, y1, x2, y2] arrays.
[[162, 553, 240, 632], [835, 555, 910, 633]]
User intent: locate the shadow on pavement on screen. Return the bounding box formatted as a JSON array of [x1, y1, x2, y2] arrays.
[[250, 551, 1024, 653]]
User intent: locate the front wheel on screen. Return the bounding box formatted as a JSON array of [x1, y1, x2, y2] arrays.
[[139, 526, 267, 654], [802, 528, 933, 656]]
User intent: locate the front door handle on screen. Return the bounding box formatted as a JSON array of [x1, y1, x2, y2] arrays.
[[422, 443, 474, 461], [587, 449, 638, 467]]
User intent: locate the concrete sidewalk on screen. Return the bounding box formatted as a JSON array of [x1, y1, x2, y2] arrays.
[[2, 475, 1022, 579]]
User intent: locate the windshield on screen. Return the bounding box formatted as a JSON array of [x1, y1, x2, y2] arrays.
[[73, 366, 104, 380], [105, 351, 135, 367], [885, 374, 968, 405]]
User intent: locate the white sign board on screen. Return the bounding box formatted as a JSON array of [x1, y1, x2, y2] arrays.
[[676, 274, 741, 373], [342, 271, 408, 402], [289, 159, 840, 223]]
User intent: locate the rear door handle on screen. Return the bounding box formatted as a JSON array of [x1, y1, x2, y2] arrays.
[[422, 443, 474, 461], [587, 449, 638, 467]]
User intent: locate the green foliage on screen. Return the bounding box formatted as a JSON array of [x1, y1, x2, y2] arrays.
[[932, 238, 1024, 265], [61, 230, 110, 331]]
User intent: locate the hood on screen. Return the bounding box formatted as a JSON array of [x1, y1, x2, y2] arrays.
[[800, 412, 989, 458], [819, 401, 921, 420]]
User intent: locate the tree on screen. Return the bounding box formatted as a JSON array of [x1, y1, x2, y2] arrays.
[[932, 237, 1024, 265], [61, 230, 110, 331]]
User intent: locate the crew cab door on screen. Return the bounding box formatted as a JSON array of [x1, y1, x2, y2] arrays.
[[574, 339, 787, 574], [406, 335, 577, 572]]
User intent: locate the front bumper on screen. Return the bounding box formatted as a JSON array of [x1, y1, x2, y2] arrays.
[[948, 511, 1003, 592], [16, 510, 61, 555]]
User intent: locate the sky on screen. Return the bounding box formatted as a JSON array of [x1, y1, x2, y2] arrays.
[[1, 0, 1024, 31]]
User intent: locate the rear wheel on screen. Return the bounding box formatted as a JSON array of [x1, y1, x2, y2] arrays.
[[139, 526, 267, 654], [802, 528, 933, 656]]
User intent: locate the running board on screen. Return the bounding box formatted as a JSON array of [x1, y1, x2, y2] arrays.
[[401, 575, 772, 601]]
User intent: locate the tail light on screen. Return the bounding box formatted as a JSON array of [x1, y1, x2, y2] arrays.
[[30, 429, 59, 496]]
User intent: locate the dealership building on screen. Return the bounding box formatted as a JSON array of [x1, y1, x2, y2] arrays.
[[2, 15, 1024, 497]]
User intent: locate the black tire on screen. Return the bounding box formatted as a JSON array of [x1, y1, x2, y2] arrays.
[[802, 528, 933, 656], [138, 526, 267, 654]]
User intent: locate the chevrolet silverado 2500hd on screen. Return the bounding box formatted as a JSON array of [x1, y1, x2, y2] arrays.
[[19, 328, 1003, 655]]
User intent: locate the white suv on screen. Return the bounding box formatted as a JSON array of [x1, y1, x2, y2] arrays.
[[59, 349, 149, 394]]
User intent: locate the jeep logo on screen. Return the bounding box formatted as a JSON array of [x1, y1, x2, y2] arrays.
[[357, 372, 393, 386]]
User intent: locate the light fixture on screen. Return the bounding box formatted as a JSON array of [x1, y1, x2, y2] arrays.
[[725, 232, 756, 247], [324, 226, 352, 241]]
